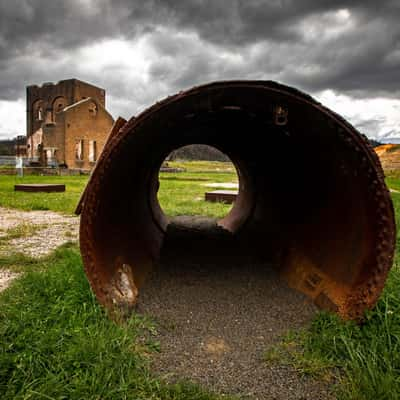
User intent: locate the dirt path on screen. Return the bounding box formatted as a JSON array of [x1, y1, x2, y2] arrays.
[[0, 206, 79, 291], [137, 218, 335, 400]]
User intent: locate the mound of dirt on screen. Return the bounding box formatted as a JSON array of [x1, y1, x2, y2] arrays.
[[375, 144, 400, 171]]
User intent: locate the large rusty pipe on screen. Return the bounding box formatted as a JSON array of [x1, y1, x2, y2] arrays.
[[77, 81, 395, 320]]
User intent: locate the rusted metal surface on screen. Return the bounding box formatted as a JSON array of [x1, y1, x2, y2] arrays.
[[77, 80, 396, 320], [205, 190, 238, 204], [15, 183, 65, 192]]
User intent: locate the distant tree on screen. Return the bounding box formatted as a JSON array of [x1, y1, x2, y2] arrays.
[[369, 138, 382, 148], [0, 139, 15, 155], [0, 136, 26, 156]]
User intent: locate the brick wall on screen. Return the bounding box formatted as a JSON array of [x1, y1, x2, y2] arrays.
[[27, 79, 105, 138], [63, 99, 114, 170]]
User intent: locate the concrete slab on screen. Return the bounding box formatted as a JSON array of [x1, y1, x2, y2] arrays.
[[205, 190, 238, 204], [204, 182, 239, 189], [14, 184, 65, 193]]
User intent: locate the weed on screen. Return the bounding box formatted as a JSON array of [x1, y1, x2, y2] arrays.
[[0, 223, 45, 245]]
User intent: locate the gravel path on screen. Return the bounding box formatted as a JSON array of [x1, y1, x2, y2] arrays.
[[0, 206, 79, 292], [137, 218, 335, 400]]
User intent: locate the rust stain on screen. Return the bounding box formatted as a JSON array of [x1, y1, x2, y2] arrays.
[[77, 80, 396, 321]]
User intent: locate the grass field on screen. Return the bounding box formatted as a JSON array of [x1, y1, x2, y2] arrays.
[[0, 174, 87, 214], [0, 161, 237, 217], [0, 162, 400, 399]]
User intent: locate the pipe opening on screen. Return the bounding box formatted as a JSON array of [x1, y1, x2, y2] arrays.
[[79, 80, 395, 320], [154, 144, 247, 234]]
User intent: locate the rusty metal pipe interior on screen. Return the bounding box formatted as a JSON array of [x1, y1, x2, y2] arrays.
[[78, 81, 396, 320]]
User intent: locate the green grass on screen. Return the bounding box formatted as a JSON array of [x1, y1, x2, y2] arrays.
[[386, 171, 400, 192], [168, 160, 236, 173], [0, 245, 233, 400], [386, 177, 400, 193], [275, 272, 400, 400], [0, 161, 238, 218], [158, 169, 236, 218], [0, 175, 88, 214]]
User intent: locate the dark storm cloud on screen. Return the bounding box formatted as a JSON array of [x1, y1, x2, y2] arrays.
[[0, 0, 149, 56], [0, 0, 167, 99], [144, 0, 400, 98], [282, 9, 400, 95], [0, 0, 399, 137], [151, 0, 386, 46]]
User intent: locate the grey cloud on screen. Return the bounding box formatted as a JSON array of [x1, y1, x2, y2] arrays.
[[1, 0, 399, 98], [150, 0, 400, 98], [354, 117, 388, 137], [157, 0, 397, 47], [282, 13, 400, 96], [0, 0, 399, 137]]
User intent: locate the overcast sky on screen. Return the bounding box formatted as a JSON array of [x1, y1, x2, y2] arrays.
[[0, 0, 399, 141]]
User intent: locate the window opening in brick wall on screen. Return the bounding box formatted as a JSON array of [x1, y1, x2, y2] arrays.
[[75, 140, 84, 161], [89, 140, 97, 162]]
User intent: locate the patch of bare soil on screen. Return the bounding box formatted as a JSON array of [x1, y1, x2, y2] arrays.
[[0, 206, 79, 257], [0, 207, 79, 292], [375, 144, 400, 170], [136, 217, 335, 400], [0, 270, 20, 292]]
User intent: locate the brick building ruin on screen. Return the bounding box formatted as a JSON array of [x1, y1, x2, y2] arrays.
[[27, 79, 114, 170]]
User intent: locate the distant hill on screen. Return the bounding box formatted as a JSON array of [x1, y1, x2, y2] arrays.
[[369, 138, 382, 148], [0, 136, 26, 156], [168, 144, 230, 162]]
